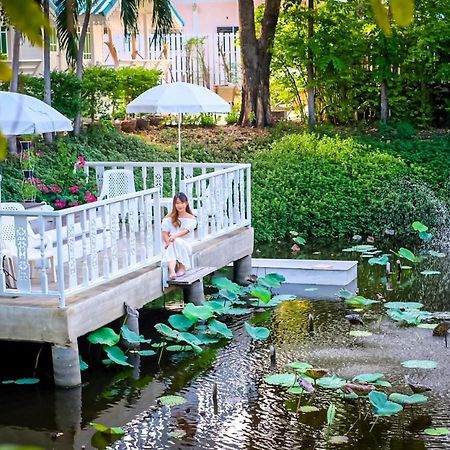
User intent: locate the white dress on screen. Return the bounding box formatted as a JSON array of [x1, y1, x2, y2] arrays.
[[161, 216, 197, 270]]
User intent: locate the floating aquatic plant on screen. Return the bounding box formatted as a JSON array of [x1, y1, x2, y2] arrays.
[[298, 405, 319, 413], [207, 318, 233, 339], [88, 327, 120, 346], [342, 245, 377, 253], [104, 346, 132, 367], [1, 378, 40, 385], [257, 273, 285, 288], [401, 360, 438, 369], [423, 427, 450, 436], [244, 322, 270, 341], [349, 330, 373, 337], [168, 314, 196, 331], [317, 375, 347, 389], [286, 362, 313, 372], [368, 255, 389, 266], [345, 295, 379, 307], [388, 393, 428, 405], [264, 373, 297, 387], [121, 325, 152, 344], [384, 301, 424, 310], [158, 395, 187, 406], [250, 286, 272, 304], [182, 304, 214, 322], [420, 270, 441, 276], [90, 422, 125, 436], [368, 391, 403, 416], [395, 247, 418, 263]]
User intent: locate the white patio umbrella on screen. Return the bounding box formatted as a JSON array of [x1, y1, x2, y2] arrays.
[[126, 82, 231, 183], [0, 92, 73, 135]]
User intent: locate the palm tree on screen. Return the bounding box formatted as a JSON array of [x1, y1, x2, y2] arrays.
[[42, 0, 53, 142], [55, 0, 173, 135]]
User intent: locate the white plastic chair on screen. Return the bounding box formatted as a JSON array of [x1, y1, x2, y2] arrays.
[[98, 169, 136, 200], [0, 202, 57, 282]]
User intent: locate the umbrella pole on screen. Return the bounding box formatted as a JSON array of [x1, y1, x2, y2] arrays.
[[178, 113, 182, 190]]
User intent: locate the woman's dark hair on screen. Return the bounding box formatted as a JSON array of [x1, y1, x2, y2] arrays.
[[168, 192, 194, 227]]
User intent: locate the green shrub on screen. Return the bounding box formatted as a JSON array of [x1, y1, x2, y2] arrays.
[[251, 133, 446, 242]]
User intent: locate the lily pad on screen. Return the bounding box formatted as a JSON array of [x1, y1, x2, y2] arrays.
[[353, 373, 385, 383], [427, 250, 446, 258], [423, 427, 450, 436], [104, 346, 132, 367], [342, 245, 377, 253], [389, 393, 428, 405], [121, 325, 151, 344], [286, 362, 313, 372], [417, 323, 438, 329], [401, 360, 438, 369], [208, 319, 233, 339], [138, 350, 156, 356], [182, 304, 214, 322], [155, 323, 179, 340], [168, 429, 187, 439], [368, 390, 403, 416], [298, 405, 320, 413], [419, 231, 432, 241], [287, 386, 306, 395], [211, 276, 242, 293], [168, 314, 196, 331], [2, 378, 40, 385], [264, 373, 297, 387], [317, 375, 347, 389], [412, 221, 428, 232], [304, 287, 319, 292], [384, 301, 424, 310], [420, 270, 441, 276], [158, 395, 187, 406], [387, 309, 432, 325], [79, 357, 89, 371], [90, 422, 125, 436], [244, 322, 270, 341], [349, 330, 373, 337], [345, 296, 379, 307], [257, 273, 285, 288], [329, 436, 349, 445], [88, 327, 120, 346], [250, 287, 272, 304], [398, 247, 418, 263], [368, 255, 389, 266]]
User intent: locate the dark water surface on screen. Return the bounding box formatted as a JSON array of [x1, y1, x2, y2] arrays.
[[1, 236, 450, 450]]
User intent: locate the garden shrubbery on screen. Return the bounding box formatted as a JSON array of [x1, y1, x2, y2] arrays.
[[251, 133, 447, 242]]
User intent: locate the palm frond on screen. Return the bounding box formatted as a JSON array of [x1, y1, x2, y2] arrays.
[[55, 0, 79, 66], [151, 0, 173, 43], [121, 0, 140, 37]]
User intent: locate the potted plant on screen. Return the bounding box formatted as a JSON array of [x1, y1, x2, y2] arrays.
[[21, 178, 38, 203], [19, 140, 38, 179]]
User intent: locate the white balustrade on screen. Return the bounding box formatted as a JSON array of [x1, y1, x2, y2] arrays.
[[1, 162, 251, 305]]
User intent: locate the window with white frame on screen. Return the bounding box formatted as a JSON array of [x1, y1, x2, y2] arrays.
[[50, 28, 58, 52], [77, 26, 92, 60], [0, 26, 7, 56]]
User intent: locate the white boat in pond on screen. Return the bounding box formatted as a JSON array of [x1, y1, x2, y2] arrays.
[[252, 258, 358, 287]]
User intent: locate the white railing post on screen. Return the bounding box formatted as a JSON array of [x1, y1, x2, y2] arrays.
[[55, 215, 66, 307]]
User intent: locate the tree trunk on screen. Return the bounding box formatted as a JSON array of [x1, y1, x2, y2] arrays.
[[74, 2, 92, 135], [306, 0, 315, 126], [380, 79, 388, 124], [8, 28, 21, 154], [238, 0, 281, 128], [43, 0, 53, 143]]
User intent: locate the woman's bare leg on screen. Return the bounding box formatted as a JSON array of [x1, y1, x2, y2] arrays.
[[176, 263, 186, 277], [168, 260, 177, 279]]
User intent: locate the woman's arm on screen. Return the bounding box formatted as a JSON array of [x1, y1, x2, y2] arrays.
[[168, 228, 190, 242], [162, 230, 171, 248]]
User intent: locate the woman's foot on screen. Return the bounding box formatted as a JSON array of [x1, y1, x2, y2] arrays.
[[176, 269, 186, 277], [169, 272, 176, 280]]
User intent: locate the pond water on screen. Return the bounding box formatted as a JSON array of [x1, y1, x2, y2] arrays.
[[1, 235, 450, 450]]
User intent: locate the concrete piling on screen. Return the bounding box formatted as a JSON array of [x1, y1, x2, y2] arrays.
[[233, 254, 252, 285], [123, 303, 140, 350], [183, 279, 205, 305], [51, 342, 81, 388]]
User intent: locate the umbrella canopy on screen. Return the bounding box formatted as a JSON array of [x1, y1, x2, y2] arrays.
[[126, 82, 231, 184], [0, 92, 73, 135], [126, 81, 231, 114]]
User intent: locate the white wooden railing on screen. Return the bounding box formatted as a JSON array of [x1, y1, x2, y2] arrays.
[[0, 188, 161, 306], [0, 162, 251, 305]]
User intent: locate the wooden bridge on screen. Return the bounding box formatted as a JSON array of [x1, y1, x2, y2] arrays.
[[0, 162, 253, 387]]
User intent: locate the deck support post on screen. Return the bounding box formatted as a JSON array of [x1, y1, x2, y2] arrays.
[[183, 279, 204, 305], [51, 342, 81, 388], [233, 254, 252, 285], [123, 303, 140, 350]]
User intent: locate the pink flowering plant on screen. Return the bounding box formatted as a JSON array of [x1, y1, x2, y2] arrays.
[[36, 155, 98, 209], [19, 142, 40, 171]]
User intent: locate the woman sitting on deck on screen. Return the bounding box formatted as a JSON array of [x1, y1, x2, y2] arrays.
[[162, 192, 197, 280]]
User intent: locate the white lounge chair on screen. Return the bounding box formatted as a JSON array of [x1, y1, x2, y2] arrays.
[[0, 202, 57, 282], [98, 169, 136, 200]]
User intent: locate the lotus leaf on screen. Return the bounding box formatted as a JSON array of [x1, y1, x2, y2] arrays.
[[223, 307, 251, 315], [179, 331, 202, 346], [250, 286, 272, 304], [88, 327, 120, 346], [368, 255, 389, 266], [417, 323, 438, 329], [264, 373, 297, 386], [194, 333, 221, 345], [90, 422, 125, 436], [104, 346, 132, 367], [327, 403, 336, 426], [155, 323, 179, 340], [211, 276, 241, 293], [389, 393, 428, 405], [121, 325, 151, 344], [293, 236, 306, 245], [412, 221, 428, 232], [208, 319, 233, 339], [158, 395, 187, 406], [420, 270, 441, 276], [168, 314, 196, 331], [353, 373, 385, 383], [342, 383, 376, 396], [419, 231, 432, 241], [79, 357, 89, 371], [166, 345, 191, 352], [244, 322, 270, 340], [299, 405, 320, 413], [349, 330, 373, 337], [387, 309, 431, 325], [342, 245, 377, 253], [384, 301, 424, 310], [219, 289, 239, 303], [182, 304, 214, 322], [317, 375, 347, 389], [2, 378, 40, 385], [287, 386, 306, 395], [374, 380, 392, 388], [368, 391, 403, 416], [257, 273, 285, 288], [398, 247, 418, 263], [305, 368, 329, 380], [345, 296, 379, 307], [286, 362, 313, 372], [401, 360, 438, 369], [337, 289, 353, 299], [138, 350, 156, 356], [423, 427, 450, 436]]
